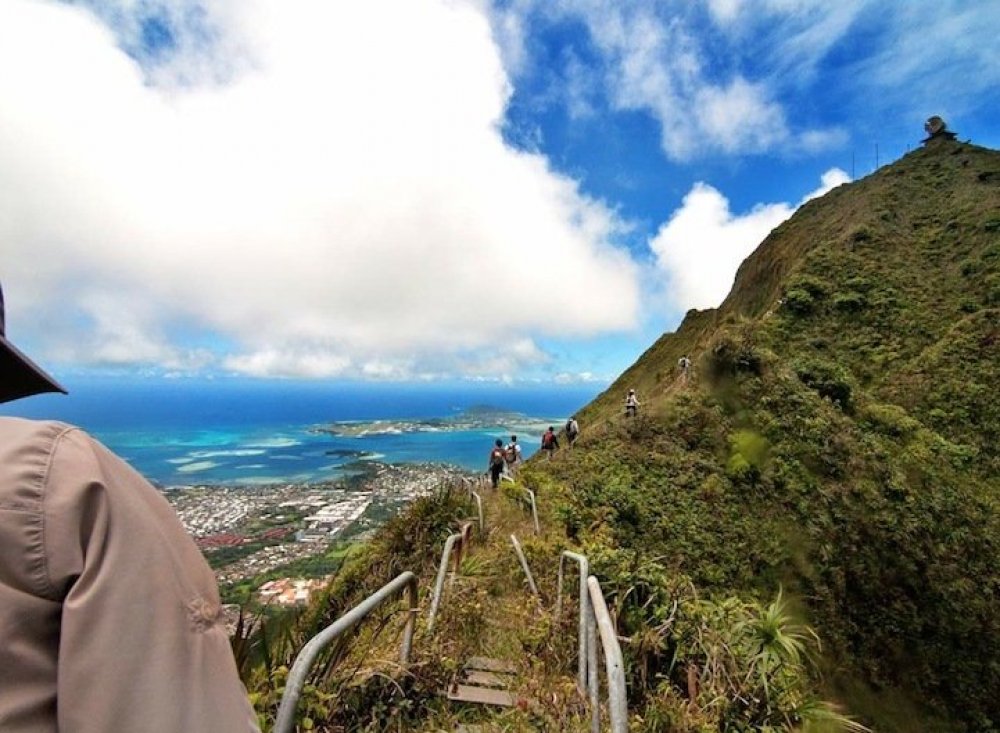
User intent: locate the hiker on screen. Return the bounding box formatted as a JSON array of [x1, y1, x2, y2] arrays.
[[505, 434, 522, 477], [678, 355, 692, 383], [0, 282, 259, 733], [625, 388, 640, 417], [565, 416, 580, 448], [488, 438, 506, 488], [541, 426, 559, 459]]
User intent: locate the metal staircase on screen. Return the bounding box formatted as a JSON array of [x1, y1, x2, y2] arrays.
[[272, 475, 628, 733]]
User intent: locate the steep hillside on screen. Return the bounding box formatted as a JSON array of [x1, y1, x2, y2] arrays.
[[535, 138, 1000, 731]]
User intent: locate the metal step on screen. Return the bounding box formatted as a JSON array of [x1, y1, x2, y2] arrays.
[[447, 684, 515, 707], [463, 669, 507, 688]]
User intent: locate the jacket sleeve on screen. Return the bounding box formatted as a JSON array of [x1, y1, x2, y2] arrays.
[[43, 429, 260, 733]]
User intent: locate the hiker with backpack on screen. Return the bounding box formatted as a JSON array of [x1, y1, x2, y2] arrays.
[[488, 438, 506, 488], [541, 426, 559, 459], [678, 355, 692, 384], [505, 435, 522, 477], [625, 389, 640, 417], [565, 416, 580, 448]]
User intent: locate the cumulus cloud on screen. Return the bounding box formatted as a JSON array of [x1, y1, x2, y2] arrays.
[[651, 168, 849, 310], [0, 0, 640, 380], [505, 0, 846, 160], [502, 1, 996, 161]]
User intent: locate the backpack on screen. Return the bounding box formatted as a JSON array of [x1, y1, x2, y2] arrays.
[[566, 419, 578, 437], [542, 432, 555, 448], [490, 448, 505, 468], [505, 444, 518, 463]]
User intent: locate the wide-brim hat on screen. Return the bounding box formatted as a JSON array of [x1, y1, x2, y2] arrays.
[[1, 283, 67, 403]]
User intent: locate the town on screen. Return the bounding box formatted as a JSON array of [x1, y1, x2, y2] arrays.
[[167, 461, 470, 606]]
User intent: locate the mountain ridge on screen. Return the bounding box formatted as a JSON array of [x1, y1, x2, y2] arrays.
[[533, 137, 1000, 731]]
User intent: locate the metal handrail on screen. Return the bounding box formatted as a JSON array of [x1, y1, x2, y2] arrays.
[[427, 532, 462, 631], [587, 576, 627, 733], [273, 571, 418, 733], [524, 488, 540, 535], [471, 491, 484, 533], [556, 551, 594, 698], [509, 533, 540, 599]]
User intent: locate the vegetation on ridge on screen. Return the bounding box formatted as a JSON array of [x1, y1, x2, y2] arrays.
[[533, 139, 1000, 732]]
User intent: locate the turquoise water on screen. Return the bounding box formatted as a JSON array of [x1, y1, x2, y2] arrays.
[[2, 378, 599, 486]]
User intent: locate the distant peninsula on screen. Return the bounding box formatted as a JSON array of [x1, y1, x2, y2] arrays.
[[312, 405, 552, 439]]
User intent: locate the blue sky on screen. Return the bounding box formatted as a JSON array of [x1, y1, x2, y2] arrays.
[[1, 0, 997, 386]]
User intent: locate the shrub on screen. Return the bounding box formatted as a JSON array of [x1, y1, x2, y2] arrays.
[[794, 358, 854, 410], [850, 227, 873, 243], [730, 429, 770, 468], [700, 474, 726, 502], [859, 402, 921, 437], [784, 288, 816, 315], [726, 452, 759, 484], [960, 299, 980, 313], [985, 273, 1000, 305], [788, 274, 829, 298], [708, 331, 764, 378], [833, 292, 867, 312], [960, 258, 980, 277], [844, 276, 874, 292]]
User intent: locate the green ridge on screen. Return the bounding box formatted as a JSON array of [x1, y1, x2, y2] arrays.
[[534, 138, 999, 732]]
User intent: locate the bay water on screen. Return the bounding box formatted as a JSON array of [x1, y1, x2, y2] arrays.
[[2, 378, 600, 487]]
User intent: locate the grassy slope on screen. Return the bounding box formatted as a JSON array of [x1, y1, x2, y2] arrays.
[[536, 140, 1000, 731]]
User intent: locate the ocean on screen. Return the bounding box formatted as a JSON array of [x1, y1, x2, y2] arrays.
[[1, 378, 601, 487]]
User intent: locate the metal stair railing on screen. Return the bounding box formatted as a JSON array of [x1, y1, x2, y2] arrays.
[[523, 488, 540, 535], [556, 551, 596, 701], [471, 491, 484, 533], [427, 521, 474, 632], [509, 533, 541, 599], [273, 571, 419, 733], [460, 476, 486, 534], [587, 575, 627, 733]]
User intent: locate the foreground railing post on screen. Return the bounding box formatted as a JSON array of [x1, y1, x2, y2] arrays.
[[556, 551, 591, 694], [428, 533, 463, 632], [587, 603, 600, 733], [524, 488, 540, 534], [274, 571, 418, 733], [587, 576, 627, 733], [471, 491, 484, 533], [509, 534, 540, 599]]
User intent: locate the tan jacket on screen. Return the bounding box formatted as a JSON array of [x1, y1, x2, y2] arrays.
[[0, 417, 260, 732]]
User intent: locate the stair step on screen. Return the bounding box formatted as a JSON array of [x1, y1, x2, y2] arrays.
[[465, 656, 517, 674], [447, 684, 515, 707], [462, 669, 508, 687]]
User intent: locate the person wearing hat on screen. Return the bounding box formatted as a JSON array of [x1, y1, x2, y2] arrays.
[[0, 282, 259, 732]]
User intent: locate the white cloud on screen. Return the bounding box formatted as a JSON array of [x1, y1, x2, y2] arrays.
[[222, 349, 352, 380], [802, 168, 851, 202], [0, 0, 640, 379], [553, 370, 602, 385], [650, 168, 849, 310], [706, 0, 743, 24], [503, 0, 995, 161], [518, 0, 846, 160]]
